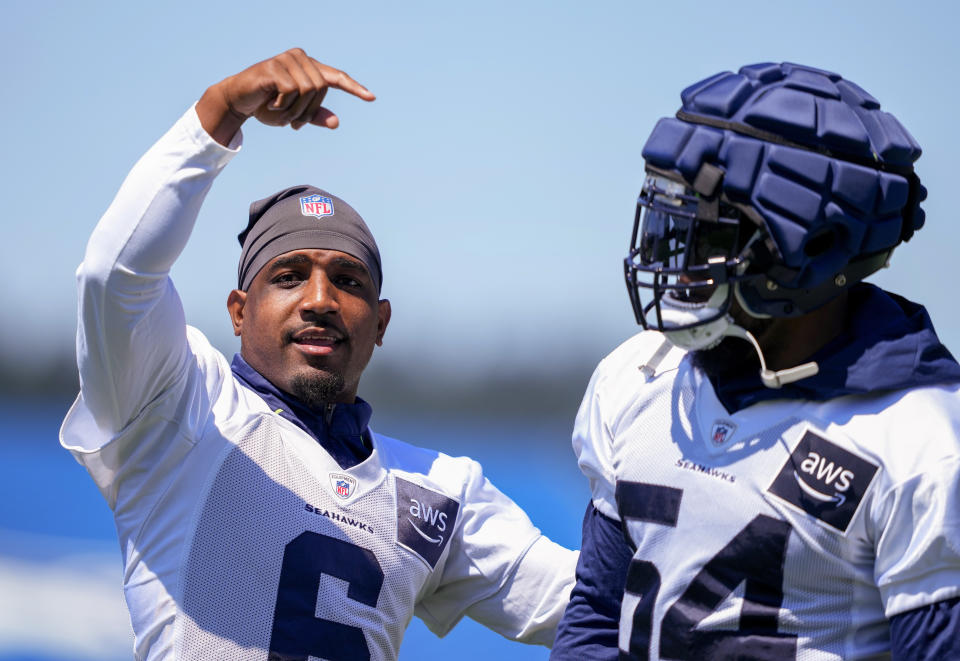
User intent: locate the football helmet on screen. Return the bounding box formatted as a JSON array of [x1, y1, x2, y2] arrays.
[[625, 62, 926, 355]]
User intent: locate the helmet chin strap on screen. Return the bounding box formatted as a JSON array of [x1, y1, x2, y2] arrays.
[[658, 289, 819, 389], [721, 324, 819, 389], [656, 287, 732, 352]]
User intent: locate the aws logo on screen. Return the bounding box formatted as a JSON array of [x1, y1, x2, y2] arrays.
[[395, 477, 460, 569], [769, 430, 878, 533], [407, 499, 449, 545], [794, 452, 854, 505]]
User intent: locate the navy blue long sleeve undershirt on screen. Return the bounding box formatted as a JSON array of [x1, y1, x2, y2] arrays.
[[551, 503, 630, 660]]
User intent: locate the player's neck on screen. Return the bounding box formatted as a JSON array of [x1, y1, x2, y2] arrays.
[[753, 291, 849, 371]]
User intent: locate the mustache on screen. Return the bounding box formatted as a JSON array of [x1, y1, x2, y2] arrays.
[[283, 320, 349, 344]]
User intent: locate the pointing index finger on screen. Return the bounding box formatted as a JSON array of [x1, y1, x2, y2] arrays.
[[315, 59, 376, 102]]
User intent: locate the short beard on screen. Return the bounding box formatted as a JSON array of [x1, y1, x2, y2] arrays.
[[290, 371, 345, 409]]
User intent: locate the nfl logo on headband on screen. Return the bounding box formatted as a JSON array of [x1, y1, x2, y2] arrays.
[[300, 194, 334, 219]]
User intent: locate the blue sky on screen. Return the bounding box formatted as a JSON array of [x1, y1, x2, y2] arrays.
[[4, 1, 960, 378], [3, 2, 960, 659]]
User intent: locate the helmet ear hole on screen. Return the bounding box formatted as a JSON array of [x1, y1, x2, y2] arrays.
[[803, 227, 837, 257]]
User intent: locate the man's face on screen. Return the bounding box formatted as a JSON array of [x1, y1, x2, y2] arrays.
[[227, 249, 390, 406]]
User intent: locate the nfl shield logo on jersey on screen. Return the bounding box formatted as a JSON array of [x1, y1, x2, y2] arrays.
[[711, 420, 737, 446], [300, 194, 334, 219], [329, 472, 357, 499]]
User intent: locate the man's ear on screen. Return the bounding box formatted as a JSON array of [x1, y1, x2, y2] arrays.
[[376, 299, 391, 347], [227, 289, 247, 337]]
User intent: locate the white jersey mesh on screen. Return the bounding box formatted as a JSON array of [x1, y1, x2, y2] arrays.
[[177, 415, 427, 660], [562, 329, 960, 661], [612, 375, 886, 659]]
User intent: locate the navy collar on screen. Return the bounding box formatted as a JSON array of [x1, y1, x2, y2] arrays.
[[230, 354, 373, 469], [706, 284, 960, 413]]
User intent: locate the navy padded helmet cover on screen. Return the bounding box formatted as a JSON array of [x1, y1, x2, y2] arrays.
[[642, 62, 926, 287]]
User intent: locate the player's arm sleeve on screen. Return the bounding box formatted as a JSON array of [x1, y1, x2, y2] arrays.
[[414, 460, 579, 647], [550, 502, 632, 659], [889, 597, 960, 660], [571, 362, 618, 519], [74, 105, 240, 438], [873, 456, 960, 617], [550, 358, 628, 657]]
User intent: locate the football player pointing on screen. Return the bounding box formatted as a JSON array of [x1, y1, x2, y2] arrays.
[[552, 63, 960, 659], [61, 49, 576, 660]]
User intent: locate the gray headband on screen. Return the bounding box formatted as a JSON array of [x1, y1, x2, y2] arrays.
[[237, 185, 382, 293]]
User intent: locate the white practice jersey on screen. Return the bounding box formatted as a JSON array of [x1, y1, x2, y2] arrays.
[[60, 107, 576, 661], [575, 331, 960, 660]]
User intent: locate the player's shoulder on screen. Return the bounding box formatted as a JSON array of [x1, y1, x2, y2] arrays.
[[371, 432, 481, 500], [828, 381, 960, 435], [881, 383, 960, 450], [576, 330, 684, 432], [185, 324, 251, 409], [63, 325, 231, 451], [597, 330, 685, 377], [820, 381, 960, 477], [185, 325, 228, 371], [587, 330, 686, 408], [875, 380, 960, 418]]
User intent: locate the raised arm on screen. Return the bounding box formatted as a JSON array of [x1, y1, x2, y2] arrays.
[[75, 48, 374, 436]]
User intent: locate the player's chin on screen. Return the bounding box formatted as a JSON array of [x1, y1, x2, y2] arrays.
[[289, 368, 346, 408]]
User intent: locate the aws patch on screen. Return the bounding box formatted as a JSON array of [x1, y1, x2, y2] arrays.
[[768, 430, 878, 533], [395, 477, 460, 569]]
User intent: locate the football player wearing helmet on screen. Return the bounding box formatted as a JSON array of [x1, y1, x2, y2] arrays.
[[552, 63, 960, 659]]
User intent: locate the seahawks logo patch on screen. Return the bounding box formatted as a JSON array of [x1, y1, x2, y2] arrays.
[[395, 477, 459, 569], [768, 429, 878, 533]]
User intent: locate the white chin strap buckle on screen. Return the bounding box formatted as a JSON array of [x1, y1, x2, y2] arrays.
[[759, 363, 819, 389]]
